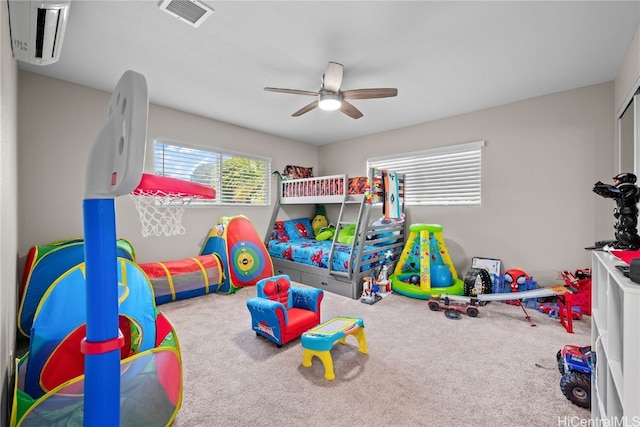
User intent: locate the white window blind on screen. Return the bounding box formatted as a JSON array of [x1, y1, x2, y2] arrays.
[[154, 141, 271, 206], [367, 141, 484, 206]]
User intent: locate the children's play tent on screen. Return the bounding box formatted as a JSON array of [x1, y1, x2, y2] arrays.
[[200, 215, 274, 294], [11, 258, 182, 427], [18, 238, 135, 338]]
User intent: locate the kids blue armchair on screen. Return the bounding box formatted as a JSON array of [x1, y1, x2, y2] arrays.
[[246, 274, 323, 347]]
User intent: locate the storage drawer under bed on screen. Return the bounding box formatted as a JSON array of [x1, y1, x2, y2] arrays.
[[272, 265, 301, 282], [300, 272, 362, 300]]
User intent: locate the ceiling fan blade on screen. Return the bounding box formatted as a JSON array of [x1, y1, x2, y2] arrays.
[[322, 62, 343, 93], [340, 101, 363, 119], [342, 88, 398, 100], [264, 87, 318, 97], [292, 101, 319, 117]]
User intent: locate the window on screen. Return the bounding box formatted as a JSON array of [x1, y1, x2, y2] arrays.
[[154, 141, 271, 206], [367, 140, 484, 206]]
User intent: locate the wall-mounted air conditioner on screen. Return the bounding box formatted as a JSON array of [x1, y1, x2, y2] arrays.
[[7, 1, 70, 66]]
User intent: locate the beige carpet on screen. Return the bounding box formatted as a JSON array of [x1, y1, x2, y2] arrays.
[[160, 285, 591, 427]]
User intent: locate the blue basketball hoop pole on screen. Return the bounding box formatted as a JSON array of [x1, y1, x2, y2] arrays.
[[82, 198, 120, 426], [82, 70, 148, 427]]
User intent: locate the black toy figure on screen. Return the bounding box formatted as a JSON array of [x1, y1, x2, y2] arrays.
[[593, 172, 640, 250]]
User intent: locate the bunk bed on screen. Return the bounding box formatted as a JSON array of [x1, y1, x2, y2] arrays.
[[264, 168, 406, 299]]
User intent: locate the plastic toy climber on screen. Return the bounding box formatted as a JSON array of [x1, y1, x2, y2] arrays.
[[389, 224, 464, 299]]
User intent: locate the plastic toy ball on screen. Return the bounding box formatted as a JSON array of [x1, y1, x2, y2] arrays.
[[409, 274, 420, 285], [432, 264, 453, 288]]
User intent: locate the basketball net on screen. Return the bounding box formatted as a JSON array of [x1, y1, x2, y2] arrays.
[[130, 190, 196, 237]]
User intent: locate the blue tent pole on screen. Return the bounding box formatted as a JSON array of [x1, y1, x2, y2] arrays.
[[82, 198, 121, 426]]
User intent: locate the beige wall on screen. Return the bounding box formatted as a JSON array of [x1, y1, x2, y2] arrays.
[[17, 71, 318, 263], [0, 0, 18, 422], [319, 82, 615, 285]]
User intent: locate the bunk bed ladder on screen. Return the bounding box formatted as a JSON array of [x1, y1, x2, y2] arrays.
[[328, 196, 367, 279], [264, 188, 281, 244]]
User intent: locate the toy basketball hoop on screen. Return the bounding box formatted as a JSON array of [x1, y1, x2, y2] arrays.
[[131, 173, 215, 237]]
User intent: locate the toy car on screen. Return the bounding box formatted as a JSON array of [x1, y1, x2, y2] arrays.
[[427, 296, 479, 317], [539, 303, 583, 320], [556, 345, 595, 408]]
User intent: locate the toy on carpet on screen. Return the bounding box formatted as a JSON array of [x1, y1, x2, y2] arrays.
[[389, 224, 463, 299], [360, 270, 389, 304], [538, 303, 583, 320], [437, 281, 577, 331], [561, 269, 592, 316], [490, 269, 539, 311], [427, 295, 480, 318], [557, 345, 594, 408], [360, 252, 393, 304], [462, 267, 493, 300], [504, 268, 530, 292], [486, 282, 578, 330], [201, 215, 274, 294], [503, 268, 530, 306], [491, 268, 538, 324], [360, 283, 383, 305]]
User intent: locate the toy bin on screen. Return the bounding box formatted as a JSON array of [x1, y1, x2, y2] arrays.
[[492, 275, 539, 309]]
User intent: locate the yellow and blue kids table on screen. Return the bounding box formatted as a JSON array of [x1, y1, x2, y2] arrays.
[[301, 317, 368, 380]]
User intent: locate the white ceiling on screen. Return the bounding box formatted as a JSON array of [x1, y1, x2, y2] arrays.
[[14, 0, 640, 145]]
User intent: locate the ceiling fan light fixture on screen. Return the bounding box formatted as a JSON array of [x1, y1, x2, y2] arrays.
[[265, 62, 397, 118], [318, 92, 342, 111]]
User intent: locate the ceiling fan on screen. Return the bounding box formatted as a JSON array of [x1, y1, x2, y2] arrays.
[[264, 62, 398, 119]]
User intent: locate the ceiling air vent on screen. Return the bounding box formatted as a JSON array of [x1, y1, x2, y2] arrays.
[[158, 0, 213, 28]]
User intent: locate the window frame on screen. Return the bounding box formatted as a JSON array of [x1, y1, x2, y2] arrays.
[[153, 139, 272, 207], [367, 140, 485, 207]]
